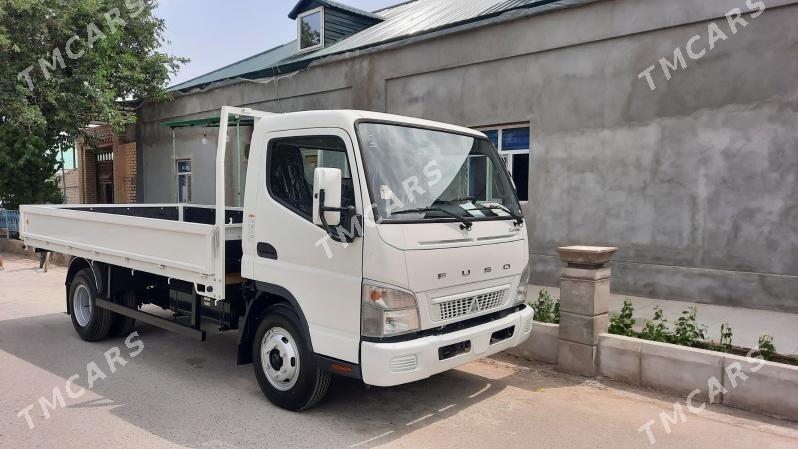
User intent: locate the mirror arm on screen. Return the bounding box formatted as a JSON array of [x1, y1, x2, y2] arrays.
[[317, 189, 361, 243]]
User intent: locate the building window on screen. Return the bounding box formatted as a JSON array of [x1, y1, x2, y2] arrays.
[[298, 7, 324, 53], [177, 159, 192, 203], [477, 124, 531, 202]]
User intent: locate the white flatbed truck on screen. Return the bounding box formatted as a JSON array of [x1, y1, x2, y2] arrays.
[[21, 107, 534, 411]]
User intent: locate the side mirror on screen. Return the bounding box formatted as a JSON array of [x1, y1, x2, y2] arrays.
[[313, 167, 342, 227]]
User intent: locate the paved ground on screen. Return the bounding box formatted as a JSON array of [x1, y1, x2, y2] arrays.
[[2, 253, 798, 449], [530, 285, 798, 356]]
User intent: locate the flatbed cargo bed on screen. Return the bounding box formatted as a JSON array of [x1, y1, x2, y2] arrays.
[[20, 204, 242, 296]]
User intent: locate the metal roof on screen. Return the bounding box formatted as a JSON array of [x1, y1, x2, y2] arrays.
[[288, 0, 383, 20], [170, 0, 593, 92], [159, 115, 255, 129], [169, 41, 297, 91]]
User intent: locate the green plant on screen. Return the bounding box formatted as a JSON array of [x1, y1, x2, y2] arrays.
[[719, 323, 733, 353], [670, 306, 706, 347], [0, 0, 187, 209], [758, 335, 776, 361], [608, 300, 636, 337], [553, 300, 560, 324], [532, 289, 560, 324], [640, 306, 669, 342]]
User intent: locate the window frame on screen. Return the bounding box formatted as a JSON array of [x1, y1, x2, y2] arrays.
[[475, 123, 532, 202], [354, 120, 523, 225], [265, 134, 353, 224], [176, 158, 192, 204], [296, 6, 325, 53]]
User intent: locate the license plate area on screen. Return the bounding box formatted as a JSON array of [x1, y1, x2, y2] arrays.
[[438, 340, 471, 360]]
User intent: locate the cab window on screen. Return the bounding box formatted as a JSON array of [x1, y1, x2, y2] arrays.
[[267, 136, 354, 219]]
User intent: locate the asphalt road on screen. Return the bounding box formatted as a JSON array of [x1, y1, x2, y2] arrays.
[[1, 254, 797, 449]]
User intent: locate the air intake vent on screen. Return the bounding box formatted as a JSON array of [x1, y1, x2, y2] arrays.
[[390, 354, 418, 372], [524, 317, 533, 334]]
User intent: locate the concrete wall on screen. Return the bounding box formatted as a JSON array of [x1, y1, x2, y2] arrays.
[[137, 0, 798, 312]]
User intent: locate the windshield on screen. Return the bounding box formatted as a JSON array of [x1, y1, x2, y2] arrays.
[[357, 122, 523, 222]]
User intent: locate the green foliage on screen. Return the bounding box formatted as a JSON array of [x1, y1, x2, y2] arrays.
[[719, 323, 733, 353], [532, 289, 560, 324], [758, 335, 776, 361], [670, 306, 706, 347], [706, 322, 734, 353], [553, 300, 560, 324], [608, 299, 636, 337], [0, 125, 63, 208], [640, 306, 670, 342], [0, 0, 186, 205]]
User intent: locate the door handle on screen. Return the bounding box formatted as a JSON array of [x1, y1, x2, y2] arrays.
[[257, 242, 278, 260]]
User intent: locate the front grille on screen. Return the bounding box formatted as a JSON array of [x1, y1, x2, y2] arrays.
[[431, 289, 508, 322]]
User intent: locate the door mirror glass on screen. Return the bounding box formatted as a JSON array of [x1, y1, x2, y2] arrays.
[[313, 167, 342, 226]]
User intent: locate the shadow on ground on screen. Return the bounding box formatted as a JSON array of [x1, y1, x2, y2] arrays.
[[0, 312, 580, 448]]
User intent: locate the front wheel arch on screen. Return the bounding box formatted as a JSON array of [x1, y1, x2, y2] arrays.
[[236, 282, 314, 365]]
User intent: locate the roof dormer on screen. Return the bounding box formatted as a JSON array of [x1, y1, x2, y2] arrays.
[[289, 0, 384, 53]]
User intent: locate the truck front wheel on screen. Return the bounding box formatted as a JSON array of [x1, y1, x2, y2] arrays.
[[69, 269, 113, 341], [252, 305, 331, 411]]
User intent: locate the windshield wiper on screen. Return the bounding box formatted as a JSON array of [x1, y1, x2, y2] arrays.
[[391, 206, 473, 231], [434, 196, 476, 205]]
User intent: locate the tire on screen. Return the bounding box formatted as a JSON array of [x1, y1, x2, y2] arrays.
[[69, 269, 113, 342], [252, 305, 331, 411], [109, 290, 137, 338]]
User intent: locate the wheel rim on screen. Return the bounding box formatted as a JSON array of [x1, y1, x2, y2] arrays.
[[260, 327, 300, 391], [73, 284, 92, 327]]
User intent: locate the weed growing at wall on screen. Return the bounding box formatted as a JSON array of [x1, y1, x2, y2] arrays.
[[758, 335, 776, 361], [532, 289, 560, 324], [706, 323, 733, 353], [670, 306, 706, 347], [608, 303, 797, 365], [640, 306, 670, 343], [608, 300, 636, 337]]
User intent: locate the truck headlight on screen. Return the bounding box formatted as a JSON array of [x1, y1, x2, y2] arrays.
[[515, 263, 530, 304], [362, 281, 420, 338]]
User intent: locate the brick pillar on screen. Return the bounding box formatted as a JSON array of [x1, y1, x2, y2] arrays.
[[113, 142, 137, 204], [556, 246, 618, 376]]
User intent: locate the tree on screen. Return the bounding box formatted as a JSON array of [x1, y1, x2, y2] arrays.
[[0, 125, 63, 208], [0, 0, 186, 207]]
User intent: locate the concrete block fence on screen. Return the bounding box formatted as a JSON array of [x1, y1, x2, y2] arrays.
[[505, 245, 798, 422], [598, 333, 798, 421], [508, 326, 798, 421], [506, 321, 559, 364]]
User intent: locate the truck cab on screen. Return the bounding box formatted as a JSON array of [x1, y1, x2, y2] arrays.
[[20, 107, 533, 411], [243, 110, 532, 401]]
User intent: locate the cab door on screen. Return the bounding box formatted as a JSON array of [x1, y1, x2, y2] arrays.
[[250, 128, 364, 363]]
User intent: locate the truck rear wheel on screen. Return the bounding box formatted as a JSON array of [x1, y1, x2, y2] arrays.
[[69, 269, 113, 341], [252, 305, 331, 411]]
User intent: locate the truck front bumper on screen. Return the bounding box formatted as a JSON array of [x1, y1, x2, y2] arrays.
[[360, 305, 534, 387]]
